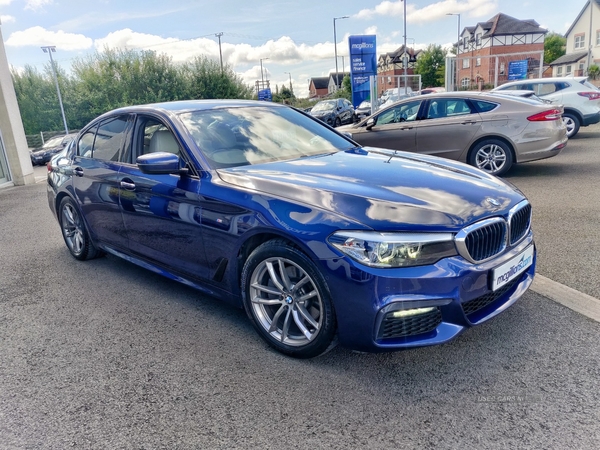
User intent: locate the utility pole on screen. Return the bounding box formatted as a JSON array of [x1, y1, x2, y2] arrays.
[[215, 32, 224, 73], [333, 16, 349, 92], [41, 46, 68, 135]]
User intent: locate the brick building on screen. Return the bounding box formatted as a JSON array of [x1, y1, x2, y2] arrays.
[[308, 77, 329, 99], [377, 45, 421, 91], [456, 13, 547, 89]]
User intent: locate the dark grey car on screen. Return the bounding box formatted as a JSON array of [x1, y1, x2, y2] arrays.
[[310, 98, 355, 127]]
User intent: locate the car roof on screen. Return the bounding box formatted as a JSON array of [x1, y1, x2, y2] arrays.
[[111, 99, 287, 115], [498, 76, 588, 85]]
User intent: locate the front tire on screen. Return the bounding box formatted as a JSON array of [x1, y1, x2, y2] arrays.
[[241, 240, 337, 358], [59, 197, 102, 261], [469, 139, 514, 176], [334, 117, 341, 127], [563, 113, 580, 138]]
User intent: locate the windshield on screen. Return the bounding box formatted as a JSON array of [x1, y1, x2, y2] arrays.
[[179, 106, 356, 169], [581, 80, 600, 91], [312, 100, 336, 112], [43, 136, 65, 148], [358, 101, 370, 108]]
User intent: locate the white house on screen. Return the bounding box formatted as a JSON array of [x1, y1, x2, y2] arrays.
[[552, 0, 600, 77]]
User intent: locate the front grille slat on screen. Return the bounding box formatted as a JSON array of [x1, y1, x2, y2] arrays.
[[461, 219, 506, 263], [456, 201, 531, 264], [510, 203, 531, 245]]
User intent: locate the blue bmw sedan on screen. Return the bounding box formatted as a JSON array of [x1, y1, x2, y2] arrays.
[[47, 100, 536, 358]]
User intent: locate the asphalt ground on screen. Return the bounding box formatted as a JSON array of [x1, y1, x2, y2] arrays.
[[1, 128, 599, 449]]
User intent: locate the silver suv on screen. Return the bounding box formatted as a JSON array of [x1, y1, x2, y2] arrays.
[[492, 76, 600, 138]]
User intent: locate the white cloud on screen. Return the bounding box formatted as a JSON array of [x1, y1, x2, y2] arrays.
[[5, 26, 93, 50], [355, 0, 498, 23], [1, 15, 16, 24], [25, 0, 53, 11], [0, 0, 13, 5], [93, 29, 350, 66]]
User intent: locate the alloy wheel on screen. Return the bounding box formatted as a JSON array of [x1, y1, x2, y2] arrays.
[[61, 202, 85, 255], [474, 143, 507, 174], [249, 257, 323, 347]]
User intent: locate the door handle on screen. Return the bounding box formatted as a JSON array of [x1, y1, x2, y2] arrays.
[[74, 167, 84, 177], [460, 121, 477, 125], [400, 126, 413, 130], [120, 180, 136, 190]]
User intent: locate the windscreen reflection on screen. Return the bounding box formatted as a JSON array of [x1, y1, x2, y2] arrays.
[[179, 106, 355, 168]]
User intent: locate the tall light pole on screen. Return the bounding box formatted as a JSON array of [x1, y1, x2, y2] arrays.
[[284, 72, 293, 93], [41, 46, 68, 135], [215, 32, 224, 73], [260, 58, 269, 88], [447, 13, 461, 91], [333, 15, 349, 91], [402, 0, 407, 93]]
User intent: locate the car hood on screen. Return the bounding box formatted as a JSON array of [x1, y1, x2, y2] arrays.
[[216, 148, 525, 231], [31, 145, 62, 155]]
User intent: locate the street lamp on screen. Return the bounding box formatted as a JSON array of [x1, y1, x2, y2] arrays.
[[260, 58, 269, 88], [284, 72, 293, 93], [401, 0, 408, 93], [333, 15, 349, 91], [41, 46, 68, 135], [447, 13, 461, 91]]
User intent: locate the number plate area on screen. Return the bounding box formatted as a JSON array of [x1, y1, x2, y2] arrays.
[[491, 245, 534, 291]]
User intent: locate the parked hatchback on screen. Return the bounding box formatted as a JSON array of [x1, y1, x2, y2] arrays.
[[47, 100, 536, 358], [309, 98, 355, 127], [338, 91, 567, 176], [491, 76, 600, 138]]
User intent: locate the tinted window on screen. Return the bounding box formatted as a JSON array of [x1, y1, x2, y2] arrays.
[[93, 115, 128, 161], [581, 80, 599, 90], [425, 98, 473, 119], [77, 125, 97, 158], [472, 100, 499, 113]]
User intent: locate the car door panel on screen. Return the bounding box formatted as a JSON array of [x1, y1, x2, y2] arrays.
[[415, 98, 482, 160], [71, 115, 130, 250], [119, 116, 210, 280], [351, 100, 422, 152]]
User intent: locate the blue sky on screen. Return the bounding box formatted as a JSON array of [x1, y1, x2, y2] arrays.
[[0, 0, 583, 97]]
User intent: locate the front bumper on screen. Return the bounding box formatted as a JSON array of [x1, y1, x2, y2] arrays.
[[320, 232, 536, 352]]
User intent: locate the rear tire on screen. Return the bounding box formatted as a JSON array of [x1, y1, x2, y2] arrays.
[[468, 139, 514, 177], [241, 240, 337, 358], [563, 113, 580, 138], [59, 197, 102, 261]]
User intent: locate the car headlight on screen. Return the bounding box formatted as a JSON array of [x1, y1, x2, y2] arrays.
[[328, 231, 457, 268]]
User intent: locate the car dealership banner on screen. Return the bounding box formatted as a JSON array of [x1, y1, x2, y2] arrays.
[[348, 35, 377, 109], [508, 60, 528, 80]]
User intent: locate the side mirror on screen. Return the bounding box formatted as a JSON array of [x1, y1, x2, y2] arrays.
[[136, 152, 186, 175], [366, 118, 375, 131]]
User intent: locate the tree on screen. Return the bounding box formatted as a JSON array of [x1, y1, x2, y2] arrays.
[[333, 75, 352, 101], [273, 85, 295, 104], [11, 65, 69, 134], [13, 48, 253, 134], [414, 44, 446, 88], [544, 32, 566, 64]]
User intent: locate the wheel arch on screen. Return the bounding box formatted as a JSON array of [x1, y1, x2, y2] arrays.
[[562, 108, 583, 123], [467, 134, 516, 163], [235, 231, 313, 290]]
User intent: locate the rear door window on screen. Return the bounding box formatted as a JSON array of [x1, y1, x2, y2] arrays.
[[471, 100, 499, 113]]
